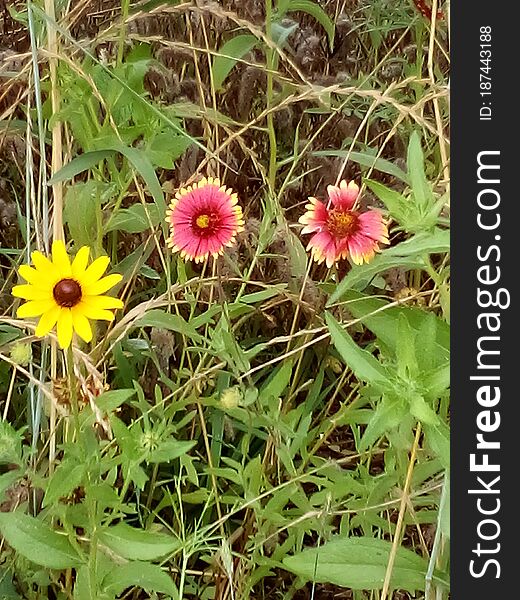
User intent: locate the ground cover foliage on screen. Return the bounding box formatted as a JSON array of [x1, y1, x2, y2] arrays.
[[0, 0, 449, 598]]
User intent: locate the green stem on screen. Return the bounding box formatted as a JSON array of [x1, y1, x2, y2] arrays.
[[65, 346, 80, 440], [88, 494, 99, 598], [265, 0, 278, 194], [118, 0, 130, 65]]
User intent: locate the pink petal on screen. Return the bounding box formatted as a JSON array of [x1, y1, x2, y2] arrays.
[[327, 180, 359, 210]]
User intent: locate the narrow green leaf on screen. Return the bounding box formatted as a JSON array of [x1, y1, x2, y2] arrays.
[[284, 0, 335, 48], [95, 389, 136, 413], [260, 360, 293, 402], [212, 34, 259, 90], [365, 179, 408, 220], [47, 150, 115, 185], [98, 523, 180, 561], [240, 284, 288, 304], [407, 131, 434, 210], [395, 314, 419, 379], [0, 512, 83, 569], [325, 312, 388, 385], [424, 421, 450, 469], [64, 181, 116, 248], [147, 439, 196, 463], [313, 152, 409, 184], [359, 395, 407, 451], [283, 536, 433, 591], [100, 143, 165, 215], [135, 309, 205, 343], [328, 255, 427, 302]]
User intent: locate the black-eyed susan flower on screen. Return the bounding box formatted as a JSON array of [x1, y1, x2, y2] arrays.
[[13, 240, 124, 349], [299, 180, 389, 267], [165, 176, 244, 263]]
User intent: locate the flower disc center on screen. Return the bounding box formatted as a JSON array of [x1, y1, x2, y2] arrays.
[[53, 278, 82, 308], [193, 212, 219, 235], [328, 210, 357, 238], [196, 214, 211, 228]]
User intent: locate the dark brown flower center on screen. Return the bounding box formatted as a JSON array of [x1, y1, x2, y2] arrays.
[[327, 209, 357, 238], [53, 278, 82, 308], [192, 212, 220, 235]]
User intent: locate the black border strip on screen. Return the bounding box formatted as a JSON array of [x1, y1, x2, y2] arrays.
[[452, 2, 516, 596]]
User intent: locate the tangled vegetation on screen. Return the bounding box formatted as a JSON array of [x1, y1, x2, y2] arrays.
[[0, 1, 449, 598]]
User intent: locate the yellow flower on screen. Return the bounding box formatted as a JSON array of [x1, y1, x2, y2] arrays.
[[13, 240, 124, 349]]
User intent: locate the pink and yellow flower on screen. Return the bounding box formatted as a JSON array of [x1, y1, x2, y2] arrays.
[[166, 177, 244, 263], [299, 180, 389, 267]]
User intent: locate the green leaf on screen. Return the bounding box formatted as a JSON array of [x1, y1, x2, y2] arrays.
[[283, 0, 335, 48], [423, 363, 450, 399], [285, 226, 309, 279], [148, 133, 193, 169], [313, 152, 409, 184], [47, 150, 115, 185], [384, 229, 450, 257], [0, 325, 20, 347], [259, 360, 293, 403], [95, 142, 166, 215], [105, 204, 161, 234], [395, 314, 418, 379], [325, 312, 388, 385], [328, 255, 427, 300], [0, 568, 22, 599], [43, 459, 86, 507], [327, 229, 449, 302], [409, 394, 439, 426], [212, 34, 259, 90], [98, 523, 180, 561], [359, 395, 407, 451], [95, 389, 136, 413], [333, 291, 450, 364], [135, 309, 205, 343], [0, 421, 22, 464], [102, 561, 178, 597], [407, 131, 434, 211], [440, 476, 450, 539], [424, 421, 450, 469], [147, 439, 196, 463], [283, 536, 433, 591], [0, 512, 83, 569], [240, 284, 288, 304], [365, 179, 408, 222], [63, 181, 108, 248]]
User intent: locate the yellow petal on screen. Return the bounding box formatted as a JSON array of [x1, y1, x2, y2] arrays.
[[52, 240, 72, 276], [35, 305, 61, 337], [79, 305, 116, 321], [56, 309, 74, 349], [83, 274, 122, 296], [82, 295, 124, 310], [12, 284, 52, 301], [31, 251, 61, 282], [71, 307, 93, 343], [71, 246, 90, 278], [80, 256, 110, 286], [17, 299, 55, 318], [18, 265, 48, 286]]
